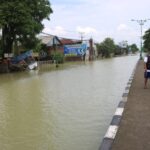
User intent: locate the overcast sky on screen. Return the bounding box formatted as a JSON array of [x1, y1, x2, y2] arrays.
[[43, 0, 150, 46]]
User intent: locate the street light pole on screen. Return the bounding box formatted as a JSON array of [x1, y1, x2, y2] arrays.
[[79, 32, 85, 42], [131, 19, 150, 59]]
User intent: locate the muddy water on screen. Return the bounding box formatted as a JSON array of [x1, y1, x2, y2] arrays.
[[0, 55, 138, 150]]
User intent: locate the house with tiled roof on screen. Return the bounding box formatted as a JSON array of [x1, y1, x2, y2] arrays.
[[39, 34, 96, 61], [39, 35, 62, 47], [39, 35, 64, 60], [59, 38, 81, 45]]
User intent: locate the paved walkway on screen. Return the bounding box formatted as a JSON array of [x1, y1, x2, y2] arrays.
[[111, 60, 150, 150]]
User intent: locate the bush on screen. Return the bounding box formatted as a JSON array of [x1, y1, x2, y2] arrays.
[[51, 51, 64, 64]]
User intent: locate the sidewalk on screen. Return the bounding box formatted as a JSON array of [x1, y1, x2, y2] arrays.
[[111, 60, 150, 150]]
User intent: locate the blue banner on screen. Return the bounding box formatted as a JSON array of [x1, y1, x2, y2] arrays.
[[64, 44, 87, 56]]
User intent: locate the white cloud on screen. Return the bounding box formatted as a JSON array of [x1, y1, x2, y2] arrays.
[[76, 26, 97, 34], [43, 26, 67, 36], [114, 24, 139, 45], [45, 0, 150, 45], [117, 24, 129, 31]]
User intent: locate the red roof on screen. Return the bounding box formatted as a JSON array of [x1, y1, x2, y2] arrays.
[[59, 38, 81, 45]]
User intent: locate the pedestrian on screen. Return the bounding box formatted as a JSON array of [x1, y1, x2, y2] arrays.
[[144, 51, 150, 88]]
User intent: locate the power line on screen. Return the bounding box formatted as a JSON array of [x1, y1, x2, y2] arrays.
[[42, 26, 93, 40], [78, 32, 85, 41], [44, 26, 78, 33], [41, 32, 89, 41]]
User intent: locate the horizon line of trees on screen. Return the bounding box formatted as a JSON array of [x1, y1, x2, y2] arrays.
[[96, 38, 139, 58]]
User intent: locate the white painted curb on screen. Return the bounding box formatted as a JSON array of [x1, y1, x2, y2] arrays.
[[99, 61, 138, 150]]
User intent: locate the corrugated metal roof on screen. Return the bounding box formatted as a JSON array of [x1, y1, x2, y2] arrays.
[[39, 35, 61, 46], [39, 35, 53, 45]]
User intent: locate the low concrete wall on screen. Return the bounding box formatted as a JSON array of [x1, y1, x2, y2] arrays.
[[65, 56, 83, 61]]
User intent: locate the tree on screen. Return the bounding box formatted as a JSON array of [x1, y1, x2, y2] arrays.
[[129, 44, 139, 54], [118, 40, 129, 55], [143, 29, 150, 51], [0, 37, 2, 57], [114, 45, 123, 55], [0, 0, 53, 55], [97, 37, 116, 57]]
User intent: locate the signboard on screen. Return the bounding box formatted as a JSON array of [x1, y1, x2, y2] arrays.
[[33, 52, 39, 57], [64, 44, 87, 56], [4, 53, 14, 58]]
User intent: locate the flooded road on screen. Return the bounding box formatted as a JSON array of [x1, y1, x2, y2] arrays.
[[0, 55, 138, 150]]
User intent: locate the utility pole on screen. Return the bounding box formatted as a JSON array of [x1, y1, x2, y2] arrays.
[[79, 32, 84, 42], [131, 19, 150, 59]]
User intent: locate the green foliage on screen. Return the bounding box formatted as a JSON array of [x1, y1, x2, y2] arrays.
[[64, 54, 77, 57], [33, 40, 42, 53], [114, 45, 123, 55], [143, 29, 150, 51], [0, 0, 53, 54], [20, 36, 41, 51], [97, 37, 116, 57], [0, 38, 3, 57], [51, 51, 64, 64], [129, 44, 139, 53]]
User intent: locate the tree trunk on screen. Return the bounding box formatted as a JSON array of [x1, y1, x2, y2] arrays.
[[2, 26, 14, 55]]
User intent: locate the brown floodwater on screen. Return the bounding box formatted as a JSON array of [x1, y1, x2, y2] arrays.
[[0, 55, 138, 150]]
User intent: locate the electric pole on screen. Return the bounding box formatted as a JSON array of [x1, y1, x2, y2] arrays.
[[131, 19, 150, 59], [79, 32, 85, 42]]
